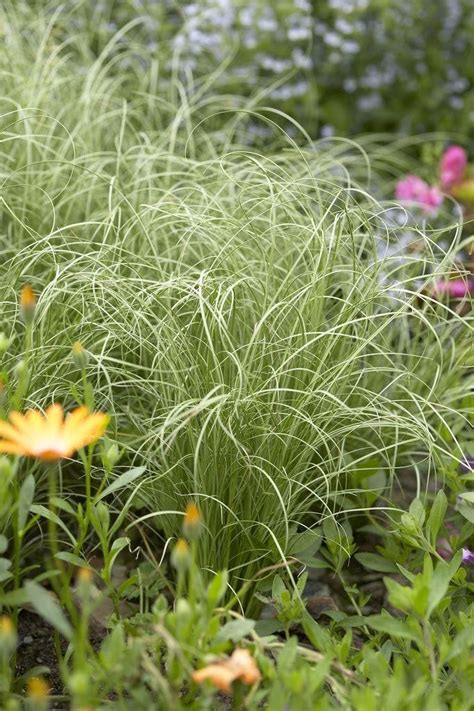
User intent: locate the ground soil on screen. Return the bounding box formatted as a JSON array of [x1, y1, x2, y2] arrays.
[[16, 610, 68, 709]]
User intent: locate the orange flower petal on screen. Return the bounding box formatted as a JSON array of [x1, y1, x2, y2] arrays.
[[8, 412, 30, 434], [192, 665, 236, 693], [229, 649, 261, 685], [68, 413, 109, 451], [0, 440, 24, 454], [63, 407, 90, 435], [0, 420, 26, 444], [45, 404, 64, 432]]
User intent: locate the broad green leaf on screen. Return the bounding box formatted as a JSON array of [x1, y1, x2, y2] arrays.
[[288, 529, 322, 557], [351, 457, 380, 481], [301, 611, 333, 653], [18, 474, 35, 533], [427, 552, 462, 616], [55, 552, 91, 569], [457, 499, 474, 524], [276, 636, 298, 668], [459, 491, 474, 503], [106, 537, 130, 573], [30, 505, 77, 546], [50, 497, 75, 515], [0, 534, 8, 554], [272, 574, 286, 601], [0, 588, 30, 606], [215, 618, 256, 643], [95, 466, 146, 502], [207, 570, 228, 608], [408, 498, 425, 527], [254, 618, 284, 636], [365, 614, 419, 642], [355, 552, 398, 573], [426, 490, 448, 546], [0, 558, 12, 573], [100, 624, 126, 669], [447, 624, 474, 661], [25, 581, 72, 640]]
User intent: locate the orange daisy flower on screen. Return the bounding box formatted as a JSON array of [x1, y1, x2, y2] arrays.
[[192, 648, 261, 693], [0, 404, 109, 461]]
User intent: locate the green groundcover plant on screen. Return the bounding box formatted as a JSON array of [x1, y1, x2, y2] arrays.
[[0, 2, 473, 709]]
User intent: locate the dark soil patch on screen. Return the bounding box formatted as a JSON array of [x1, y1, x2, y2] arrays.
[[16, 610, 68, 709]]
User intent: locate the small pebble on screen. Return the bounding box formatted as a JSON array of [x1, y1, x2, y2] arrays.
[[23, 635, 33, 644]]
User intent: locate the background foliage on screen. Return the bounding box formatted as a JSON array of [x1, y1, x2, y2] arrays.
[[33, 0, 474, 140]]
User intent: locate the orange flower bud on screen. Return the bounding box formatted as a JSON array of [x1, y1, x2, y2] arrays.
[[20, 284, 37, 324], [72, 342, 89, 369], [27, 676, 50, 698], [183, 501, 202, 539], [76, 567, 93, 584], [0, 615, 14, 636], [171, 538, 191, 570]]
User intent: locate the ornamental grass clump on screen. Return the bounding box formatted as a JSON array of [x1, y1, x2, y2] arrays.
[[0, 1, 471, 606]]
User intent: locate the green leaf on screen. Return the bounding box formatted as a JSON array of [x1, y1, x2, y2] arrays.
[[50, 497, 75, 515], [301, 611, 333, 653], [355, 552, 398, 573], [447, 624, 474, 661], [215, 618, 256, 643], [0, 534, 8, 554], [459, 492, 474, 503], [55, 552, 91, 570], [365, 614, 419, 642], [25, 581, 72, 640], [457, 499, 474, 524], [0, 558, 12, 573], [107, 537, 130, 571], [426, 490, 448, 546], [272, 575, 286, 601], [254, 618, 284, 636], [100, 624, 126, 669], [30, 505, 76, 546], [0, 588, 30, 606], [207, 570, 228, 608], [408, 498, 426, 527], [18, 474, 35, 533], [427, 552, 462, 616], [95, 466, 146, 502], [288, 529, 322, 557], [351, 456, 380, 481]]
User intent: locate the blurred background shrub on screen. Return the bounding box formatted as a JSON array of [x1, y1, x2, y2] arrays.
[[39, 0, 474, 140]]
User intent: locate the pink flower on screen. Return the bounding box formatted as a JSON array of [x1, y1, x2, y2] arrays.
[[440, 145, 467, 190], [395, 175, 443, 213], [432, 278, 474, 299]]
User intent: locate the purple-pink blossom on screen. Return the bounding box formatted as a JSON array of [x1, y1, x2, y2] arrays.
[[462, 548, 474, 564], [432, 278, 474, 299], [440, 145, 467, 190], [395, 175, 443, 213]]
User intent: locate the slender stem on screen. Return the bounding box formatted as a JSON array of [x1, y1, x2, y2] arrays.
[[48, 464, 60, 574]]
